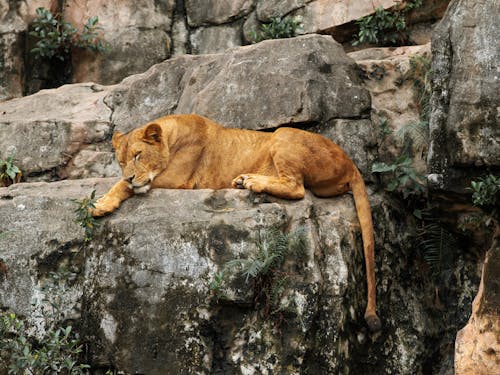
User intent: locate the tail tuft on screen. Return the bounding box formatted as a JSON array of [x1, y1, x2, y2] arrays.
[[365, 313, 382, 332]]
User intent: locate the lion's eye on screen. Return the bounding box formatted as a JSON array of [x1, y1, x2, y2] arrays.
[[134, 152, 141, 162]]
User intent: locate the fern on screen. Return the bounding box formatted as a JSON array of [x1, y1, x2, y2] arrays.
[[396, 120, 429, 150], [418, 221, 457, 283]]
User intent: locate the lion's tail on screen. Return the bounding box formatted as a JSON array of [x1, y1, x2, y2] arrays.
[[350, 168, 381, 332]]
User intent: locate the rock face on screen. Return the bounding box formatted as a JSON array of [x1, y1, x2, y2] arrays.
[[428, 0, 500, 193], [0, 0, 451, 98], [0, 35, 373, 181], [0, 83, 119, 180], [0, 178, 478, 374], [455, 242, 500, 375], [64, 0, 175, 85]]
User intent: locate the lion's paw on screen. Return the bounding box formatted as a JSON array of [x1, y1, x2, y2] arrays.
[[89, 197, 119, 217], [232, 174, 265, 193]]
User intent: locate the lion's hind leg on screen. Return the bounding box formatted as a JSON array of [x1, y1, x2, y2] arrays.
[[232, 174, 305, 199]]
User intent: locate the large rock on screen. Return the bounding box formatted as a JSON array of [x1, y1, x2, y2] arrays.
[[109, 34, 370, 132], [0, 178, 479, 374], [185, 0, 254, 27], [428, 0, 500, 192], [0, 83, 119, 180], [65, 0, 175, 85], [0, 0, 52, 100], [348, 44, 431, 174]]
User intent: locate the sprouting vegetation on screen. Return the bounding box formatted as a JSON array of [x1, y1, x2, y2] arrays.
[[0, 268, 89, 374], [352, 0, 423, 46], [72, 190, 100, 242], [251, 16, 302, 43], [470, 174, 499, 208], [372, 155, 426, 200], [0, 155, 21, 187], [210, 226, 307, 318], [30, 7, 108, 61]]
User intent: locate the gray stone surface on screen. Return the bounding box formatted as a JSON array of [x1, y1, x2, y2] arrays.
[[0, 178, 478, 374], [428, 0, 500, 192], [109, 35, 370, 133], [186, 0, 254, 27]]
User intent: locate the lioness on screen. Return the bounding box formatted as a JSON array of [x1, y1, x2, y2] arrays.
[[92, 114, 381, 332]]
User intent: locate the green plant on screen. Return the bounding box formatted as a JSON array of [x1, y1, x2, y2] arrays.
[[0, 269, 89, 374], [72, 190, 100, 242], [470, 174, 500, 207], [0, 155, 21, 186], [352, 1, 423, 46], [417, 219, 458, 308], [210, 227, 307, 316], [251, 16, 302, 43], [372, 155, 426, 198], [377, 116, 393, 139], [30, 7, 107, 61]]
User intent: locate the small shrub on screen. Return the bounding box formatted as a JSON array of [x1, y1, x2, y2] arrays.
[[372, 155, 426, 198], [0, 155, 21, 187], [210, 227, 307, 316], [72, 190, 100, 242], [470, 174, 500, 207], [30, 7, 107, 61], [251, 16, 302, 43], [352, 1, 423, 46], [0, 269, 89, 374]]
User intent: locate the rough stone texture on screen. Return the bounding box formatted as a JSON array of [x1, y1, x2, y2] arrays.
[[0, 83, 119, 180], [290, 0, 396, 34], [256, 0, 311, 22], [428, 0, 500, 193], [0, 178, 480, 374], [349, 44, 431, 174], [65, 0, 175, 85], [190, 24, 242, 55], [109, 35, 370, 133], [455, 241, 500, 375], [0, 0, 52, 100], [185, 0, 254, 27]]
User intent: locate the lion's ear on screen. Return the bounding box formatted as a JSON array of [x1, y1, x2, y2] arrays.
[[112, 131, 124, 150], [143, 123, 162, 144]]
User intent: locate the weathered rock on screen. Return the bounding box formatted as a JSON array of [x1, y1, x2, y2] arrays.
[[455, 242, 500, 375], [256, 0, 311, 22], [65, 0, 175, 85], [0, 0, 52, 100], [0, 178, 479, 374], [290, 0, 396, 34], [428, 0, 500, 192], [185, 0, 254, 27], [0, 83, 119, 180], [109, 34, 370, 133], [349, 44, 431, 175], [190, 24, 242, 55]]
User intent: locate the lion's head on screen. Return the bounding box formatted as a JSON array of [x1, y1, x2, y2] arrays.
[[112, 123, 168, 194]]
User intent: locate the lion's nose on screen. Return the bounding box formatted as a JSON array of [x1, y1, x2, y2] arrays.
[[125, 174, 134, 183]]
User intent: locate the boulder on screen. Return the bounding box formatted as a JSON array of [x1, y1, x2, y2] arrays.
[[109, 35, 370, 132], [0, 83, 119, 180], [64, 0, 175, 85], [185, 0, 254, 27], [0, 178, 478, 374], [428, 0, 500, 192], [348, 44, 431, 174], [0, 0, 53, 100]]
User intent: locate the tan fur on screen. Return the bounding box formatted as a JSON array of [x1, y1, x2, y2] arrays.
[[92, 114, 381, 331]]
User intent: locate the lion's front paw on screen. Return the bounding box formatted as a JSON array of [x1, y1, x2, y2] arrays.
[[89, 196, 120, 217], [231, 174, 265, 193]]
